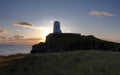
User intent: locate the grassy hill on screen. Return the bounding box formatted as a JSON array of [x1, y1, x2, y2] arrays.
[[1, 50, 120, 75]]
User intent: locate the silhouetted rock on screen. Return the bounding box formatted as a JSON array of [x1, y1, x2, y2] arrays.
[[31, 33, 120, 53], [31, 43, 49, 53]]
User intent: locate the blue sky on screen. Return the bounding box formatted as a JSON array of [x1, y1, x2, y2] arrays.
[[0, 0, 120, 44]]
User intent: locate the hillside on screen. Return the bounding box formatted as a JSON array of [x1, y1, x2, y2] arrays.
[[31, 33, 120, 53], [1, 50, 120, 75]]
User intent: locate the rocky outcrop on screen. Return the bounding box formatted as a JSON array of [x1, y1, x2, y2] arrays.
[[31, 33, 120, 53]]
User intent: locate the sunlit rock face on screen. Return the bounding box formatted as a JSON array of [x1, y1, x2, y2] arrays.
[[53, 21, 62, 33]]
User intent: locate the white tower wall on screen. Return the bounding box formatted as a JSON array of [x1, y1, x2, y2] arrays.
[[53, 21, 62, 33]]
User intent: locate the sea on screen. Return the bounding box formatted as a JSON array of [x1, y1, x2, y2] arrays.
[[0, 44, 32, 56]]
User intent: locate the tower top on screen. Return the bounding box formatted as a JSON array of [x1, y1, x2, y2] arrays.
[[54, 21, 60, 23], [53, 21, 62, 33]]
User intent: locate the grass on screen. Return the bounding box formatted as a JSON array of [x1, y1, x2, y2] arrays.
[[0, 54, 27, 67], [0, 50, 120, 75]]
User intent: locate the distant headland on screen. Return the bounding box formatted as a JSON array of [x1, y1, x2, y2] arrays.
[[31, 21, 120, 53]]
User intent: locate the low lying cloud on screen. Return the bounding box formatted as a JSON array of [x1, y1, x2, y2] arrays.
[[0, 29, 6, 34], [12, 35, 24, 40], [0, 35, 43, 44], [0, 36, 7, 41], [0, 36, 6, 39], [89, 11, 114, 16]]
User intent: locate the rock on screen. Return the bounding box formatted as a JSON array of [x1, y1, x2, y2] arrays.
[[31, 33, 120, 54], [31, 43, 49, 53]]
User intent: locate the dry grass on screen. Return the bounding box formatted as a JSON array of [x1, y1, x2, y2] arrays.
[[0, 54, 28, 67]]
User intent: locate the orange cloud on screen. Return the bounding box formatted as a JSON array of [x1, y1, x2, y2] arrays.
[[0, 36, 7, 41], [0, 29, 7, 34], [12, 35, 24, 40], [89, 11, 114, 16], [0, 35, 43, 45]]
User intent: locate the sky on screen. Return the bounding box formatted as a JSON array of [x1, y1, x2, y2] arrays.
[[0, 0, 120, 44]]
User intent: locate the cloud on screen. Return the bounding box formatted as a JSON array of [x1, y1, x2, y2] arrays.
[[89, 11, 114, 16], [0, 36, 7, 39], [14, 22, 44, 30], [20, 38, 43, 44], [0, 36, 7, 41], [12, 35, 24, 39], [14, 22, 33, 27], [0, 29, 6, 34], [0, 35, 42, 44]]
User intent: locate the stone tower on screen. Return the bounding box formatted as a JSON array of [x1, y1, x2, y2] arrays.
[[53, 21, 62, 33]]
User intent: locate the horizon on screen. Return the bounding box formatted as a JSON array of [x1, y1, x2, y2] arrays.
[[0, 0, 120, 45]]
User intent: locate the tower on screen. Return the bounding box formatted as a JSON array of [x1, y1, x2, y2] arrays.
[[53, 21, 62, 33]]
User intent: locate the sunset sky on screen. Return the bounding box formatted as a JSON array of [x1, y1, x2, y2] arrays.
[[0, 0, 120, 44]]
